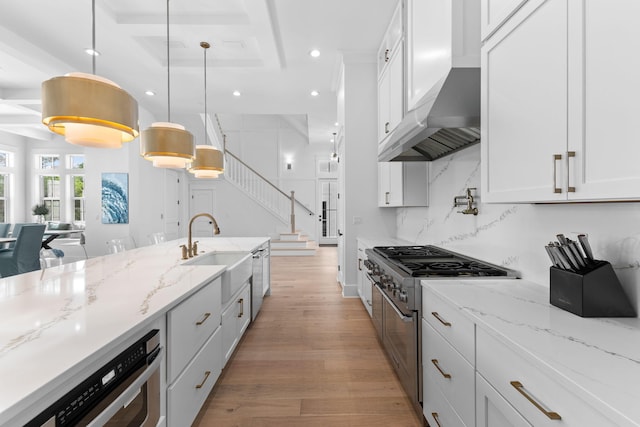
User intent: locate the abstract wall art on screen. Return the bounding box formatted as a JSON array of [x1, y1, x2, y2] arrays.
[[101, 173, 129, 224]]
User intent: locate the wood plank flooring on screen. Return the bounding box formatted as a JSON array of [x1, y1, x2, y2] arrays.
[[193, 246, 424, 427]]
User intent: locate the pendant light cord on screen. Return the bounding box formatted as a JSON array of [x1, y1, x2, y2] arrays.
[[91, 0, 96, 74], [166, 0, 171, 123], [204, 43, 208, 145]]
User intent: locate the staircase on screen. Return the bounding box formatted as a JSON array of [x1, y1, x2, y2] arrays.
[[270, 231, 318, 256], [224, 149, 316, 256]]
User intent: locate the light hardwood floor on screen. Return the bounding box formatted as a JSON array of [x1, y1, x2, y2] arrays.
[[193, 246, 424, 427]]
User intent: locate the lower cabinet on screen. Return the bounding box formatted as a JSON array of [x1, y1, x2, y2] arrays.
[[221, 281, 251, 365], [357, 241, 372, 317], [476, 373, 532, 427], [167, 327, 222, 427], [166, 277, 223, 426]]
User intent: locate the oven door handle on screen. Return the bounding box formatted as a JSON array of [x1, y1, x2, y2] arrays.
[[378, 286, 414, 323], [86, 346, 163, 427]]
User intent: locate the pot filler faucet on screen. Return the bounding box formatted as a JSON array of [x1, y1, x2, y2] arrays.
[[183, 213, 220, 258]]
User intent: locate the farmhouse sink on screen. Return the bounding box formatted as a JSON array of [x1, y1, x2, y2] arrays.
[[184, 251, 252, 305]]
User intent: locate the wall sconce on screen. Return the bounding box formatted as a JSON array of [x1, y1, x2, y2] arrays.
[[285, 156, 293, 170]]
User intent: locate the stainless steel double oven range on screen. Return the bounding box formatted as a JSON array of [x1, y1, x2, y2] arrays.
[[364, 245, 517, 416]]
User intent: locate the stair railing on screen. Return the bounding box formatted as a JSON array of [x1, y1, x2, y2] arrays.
[[224, 148, 313, 232]]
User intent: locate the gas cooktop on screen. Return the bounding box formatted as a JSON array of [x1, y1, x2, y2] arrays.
[[372, 245, 512, 278]]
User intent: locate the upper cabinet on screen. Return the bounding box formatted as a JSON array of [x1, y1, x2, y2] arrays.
[[378, 162, 429, 207], [480, 0, 530, 41], [377, 1, 404, 144], [481, 0, 640, 203]]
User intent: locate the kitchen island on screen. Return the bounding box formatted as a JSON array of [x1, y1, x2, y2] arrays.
[[0, 237, 269, 426]]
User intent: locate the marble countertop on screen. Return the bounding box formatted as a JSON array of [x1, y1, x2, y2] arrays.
[[422, 279, 640, 426], [357, 236, 414, 249], [0, 236, 268, 426]]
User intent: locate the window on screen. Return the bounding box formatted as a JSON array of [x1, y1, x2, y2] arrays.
[[0, 174, 7, 222], [41, 175, 61, 221], [40, 155, 60, 169], [72, 175, 85, 222], [69, 155, 84, 169]]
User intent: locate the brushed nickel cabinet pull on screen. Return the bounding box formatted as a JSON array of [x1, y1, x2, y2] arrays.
[[567, 151, 576, 193], [385, 192, 390, 205], [431, 412, 442, 427], [238, 298, 244, 318], [385, 122, 390, 134], [431, 311, 451, 327], [510, 381, 561, 420], [384, 48, 390, 62], [553, 154, 562, 193], [195, 312, 211, 326], [358, 258, 362, 271], [195, 371, 211, 389], [431, 359, 452, 379]]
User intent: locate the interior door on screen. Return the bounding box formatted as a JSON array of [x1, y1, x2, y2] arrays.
[[164, 170, 181, 241], [336, 133, 345, 285], [189, 188, 215, 237], [317, 178, 338, 245]]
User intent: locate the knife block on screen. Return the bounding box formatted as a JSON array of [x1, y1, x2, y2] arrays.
[[550, 261, 636, 317]]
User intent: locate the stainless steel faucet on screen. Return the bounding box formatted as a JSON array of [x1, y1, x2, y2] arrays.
[[186, 213, 220, 258], [453, 187, 479, 216]]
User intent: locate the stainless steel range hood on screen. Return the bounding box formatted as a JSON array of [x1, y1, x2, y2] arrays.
[[378, 67, 480, 162]]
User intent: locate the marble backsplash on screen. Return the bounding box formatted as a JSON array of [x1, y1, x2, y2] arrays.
[[396, 144, 640, 311]]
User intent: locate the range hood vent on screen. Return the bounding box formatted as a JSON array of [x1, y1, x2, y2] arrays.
[[378, 67, 480, 162]]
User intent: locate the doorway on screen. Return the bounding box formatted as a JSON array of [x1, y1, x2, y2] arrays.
[[317, 178, 338, 245], [189, 188, 216, 237]]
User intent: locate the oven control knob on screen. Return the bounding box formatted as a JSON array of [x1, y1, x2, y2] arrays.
[[399, 290, 408, 302]]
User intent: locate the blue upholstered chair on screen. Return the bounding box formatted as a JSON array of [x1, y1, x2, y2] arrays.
[[0, 223, 10, 238], [0, 224, 46, 277], [1, 223, 31, 252]]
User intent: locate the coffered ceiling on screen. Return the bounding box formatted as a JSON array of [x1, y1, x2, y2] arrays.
[[0, 0, 396, 145]]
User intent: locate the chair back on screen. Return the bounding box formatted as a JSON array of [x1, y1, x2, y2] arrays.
[[148, 232, 166, 245], [107, 236, 136, 254], [13, 224, 46, 274], [8, 223, 31, 249], [0, 223, 10, 238]]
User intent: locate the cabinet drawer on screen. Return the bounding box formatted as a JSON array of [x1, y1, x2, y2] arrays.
[[476, 372, 532, 427], [476, 327, 610, 426], [423, 285, 475, 363], [424, 374, 466, 427], [167, 326, 222, 427], [423, 320, 474, 427], [167, 277, 221, 383]]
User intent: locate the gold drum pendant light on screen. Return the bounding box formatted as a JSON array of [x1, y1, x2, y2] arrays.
[[41, 0, 139, 148], [140, 0, 195, 168], [189, 42, 224, 178]]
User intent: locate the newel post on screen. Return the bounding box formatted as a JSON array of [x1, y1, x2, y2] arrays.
[[290, 190, 296, 234]]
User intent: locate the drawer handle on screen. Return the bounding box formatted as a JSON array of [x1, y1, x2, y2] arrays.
[[431, 412, 442, 427], [238, 298, 244, 318], [358, 258, 362, 271], [510, 381, 561, 420], [553, 154, 562, 194], [195, 371, 211, 389], [195, 312, 211, 326], [431, 312, 451, 327], [431, 359, 451, 379]]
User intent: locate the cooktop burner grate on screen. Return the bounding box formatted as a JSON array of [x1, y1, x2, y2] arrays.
[[373, 245, 453, 259]]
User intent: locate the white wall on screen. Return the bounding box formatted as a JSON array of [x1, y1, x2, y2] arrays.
[[396, 144, 640, 312]]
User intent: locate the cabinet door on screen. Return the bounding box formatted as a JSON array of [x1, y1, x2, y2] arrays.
[[378, 69, 391, 143], [481, 0, 530, 40], [388, 46, 404, 133], [221, 302, 239, 365], [481, 0, 568, 203], [378, 162, 391, 206], [238, 285, 251, 337], [567, 1, 640, 200], [477, 373, 533, 427]]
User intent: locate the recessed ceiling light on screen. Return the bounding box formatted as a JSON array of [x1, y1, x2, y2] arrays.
[[311, 90, 319, 97], [309, 49, 320, 58], [233, 90, 241, 97], [84, 48, 100, 56], [145, 90, 155, 96], [334, 122, 339, 126]]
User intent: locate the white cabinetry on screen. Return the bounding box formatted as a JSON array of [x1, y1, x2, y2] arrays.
[[378, 162, 428, 207], [482, 0, 640, 203], [377, 1, 404, 144], [356, 241, 372, 317], [166, 277, 222, 426], [221, 282, 251, 365]]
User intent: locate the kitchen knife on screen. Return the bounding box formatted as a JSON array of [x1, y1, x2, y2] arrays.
[[565, 239, 586, 268], [558, 244, 580, 270], [544, 245, 560, 267], [556, 234, 568, 246], [578, 234, 595, 262], [550, 244, 572, 270]]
